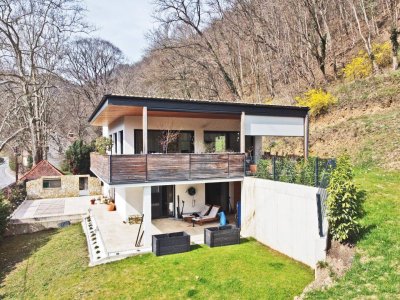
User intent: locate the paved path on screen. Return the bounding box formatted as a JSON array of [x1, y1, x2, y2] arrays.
[[0, 157, 14, 189], [11, 196, 95, 220]]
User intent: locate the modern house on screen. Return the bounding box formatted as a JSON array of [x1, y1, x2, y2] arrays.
[[88, 95, 311, 249]]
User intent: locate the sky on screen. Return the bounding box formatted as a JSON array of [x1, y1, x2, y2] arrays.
[[84, 0, 155, 63]]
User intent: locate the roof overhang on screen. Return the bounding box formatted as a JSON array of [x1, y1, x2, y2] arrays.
[[88, 95, 309, 127]]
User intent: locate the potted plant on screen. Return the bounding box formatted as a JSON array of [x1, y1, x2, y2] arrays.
[[247, 147, 257, 174], [107, 199, 115, 211], [95, 136, 113, 155]]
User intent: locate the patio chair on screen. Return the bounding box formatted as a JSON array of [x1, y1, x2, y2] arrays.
[[192, 205, 221, 226], [182, 205, 211, 222]]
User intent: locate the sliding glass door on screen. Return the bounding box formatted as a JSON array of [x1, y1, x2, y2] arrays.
[[204, 131, 240, 153], [134, 130, 194, 154]]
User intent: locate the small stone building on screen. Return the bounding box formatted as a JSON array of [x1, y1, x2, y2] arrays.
[[26, 175, 102, 199], [20, 160, 102, 199]]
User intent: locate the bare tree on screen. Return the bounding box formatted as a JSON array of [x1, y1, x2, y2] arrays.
[[0, 0, 87, 164], [389, 0, 400, 69], [64, 38, 125, 108], [153, 0, 241, 99]]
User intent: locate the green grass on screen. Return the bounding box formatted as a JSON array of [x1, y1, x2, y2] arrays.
[[307, 168, 400, 299], [0, 227, 313, 299]]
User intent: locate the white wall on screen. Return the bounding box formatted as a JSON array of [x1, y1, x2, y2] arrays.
[[114, 187, 127, 221], [245, 115, 304, 137], [114, 187, 144, 221], [241, 177, 327, 269], [175, 183, 206, 214]]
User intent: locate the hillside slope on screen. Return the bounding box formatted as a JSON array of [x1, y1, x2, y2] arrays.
[[309, 71, 400, 169]]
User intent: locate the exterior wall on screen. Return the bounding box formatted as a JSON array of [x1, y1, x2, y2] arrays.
[[114, 181, 241, 221], [175, 183, 206, 214], [244, 115, 304, 137], [88, 177, 102, 195], [115, 187, 144, 221], [108, 116, 241, 155], [241, 177, 327, 269], [26, 175, 102, 199]]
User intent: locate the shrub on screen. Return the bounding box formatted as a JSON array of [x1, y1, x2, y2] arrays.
[[6, 184, 27, 210], [326, 155, 364, 243], [373, 42, 392, 68], [343, 51, 372, 80], [0, 193, 11, 238], [256, 159, 272, 179], [27, 155, 33, 169], [95, 137, 113, 155], [295, 89, 337, 116], [65, 140, 94, 174], [275, 158, 297, 183]]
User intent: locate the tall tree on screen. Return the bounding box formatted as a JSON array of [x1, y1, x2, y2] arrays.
[[0, 0, 87, 164], [65, 38, 125, 108]]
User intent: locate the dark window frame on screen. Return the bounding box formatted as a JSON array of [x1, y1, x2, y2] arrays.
[[204, 131, 240, 153], [43, 178, 61, 189], [134, 129, 194, 154], [113, 132, 118, 154], [119, 130, 124, 154]]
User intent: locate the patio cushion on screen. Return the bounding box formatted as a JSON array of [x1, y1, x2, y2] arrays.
[[200, 205, 212, 216]]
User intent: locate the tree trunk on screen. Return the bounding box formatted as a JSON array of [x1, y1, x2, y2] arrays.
[[393, 55, 399, 70]]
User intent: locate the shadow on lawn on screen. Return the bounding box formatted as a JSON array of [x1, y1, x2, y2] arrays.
[[0, 229, 56, 284]]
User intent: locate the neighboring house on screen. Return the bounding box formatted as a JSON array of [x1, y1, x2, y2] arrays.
[[19, 160, 102, 199], [89, 95, 311, 248]]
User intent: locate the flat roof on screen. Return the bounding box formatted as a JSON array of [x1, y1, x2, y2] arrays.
[[88, 94, 309, 125]]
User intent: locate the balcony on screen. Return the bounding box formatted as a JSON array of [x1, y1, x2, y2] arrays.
[[90, 152, 245, 185]]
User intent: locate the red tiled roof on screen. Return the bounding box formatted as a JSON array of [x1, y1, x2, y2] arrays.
[[19, 160, 63, 182]]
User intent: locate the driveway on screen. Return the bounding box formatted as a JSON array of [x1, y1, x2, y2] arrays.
[[0, 157, 14, 189]]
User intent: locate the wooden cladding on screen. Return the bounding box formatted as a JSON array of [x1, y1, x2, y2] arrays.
[[90, 153, 110, 183], [90, 152, 244, 184]]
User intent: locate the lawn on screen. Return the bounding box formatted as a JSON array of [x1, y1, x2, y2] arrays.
[[307, 168, 400, 299], [0, 226, 313, 299]]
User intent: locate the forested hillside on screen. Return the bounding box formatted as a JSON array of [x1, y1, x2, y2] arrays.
[[0, 0, 399, 168]]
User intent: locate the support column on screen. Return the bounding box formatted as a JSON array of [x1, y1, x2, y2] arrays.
[[304, 113, 309, 159], [142, 186, 152, 247], [142, 107, 148, 154], [240, 112, 245, 153], [254, 136, 263, 162]]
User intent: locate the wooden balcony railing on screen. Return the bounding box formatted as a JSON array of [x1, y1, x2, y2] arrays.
[[90, 152, 245, 184]]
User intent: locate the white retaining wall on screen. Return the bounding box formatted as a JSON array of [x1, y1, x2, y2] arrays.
[[241, 177, 327, 269]]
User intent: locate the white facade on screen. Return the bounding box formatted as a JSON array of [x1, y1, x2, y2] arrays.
[[105, 116, 241, 154], [241, 177, 328, 269], [244, 115, 304, 137], [92, 103, 322, 268], [113, 181, 240, 221]]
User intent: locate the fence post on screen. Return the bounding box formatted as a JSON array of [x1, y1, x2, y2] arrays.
[[315, 157, 319, 187], [316, 193, 323, 237], [272, 156, 276, 181]]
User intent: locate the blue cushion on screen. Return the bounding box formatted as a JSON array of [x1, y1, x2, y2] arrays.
[[218, 211, 227, 226]]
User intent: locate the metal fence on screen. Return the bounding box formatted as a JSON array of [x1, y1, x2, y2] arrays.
[[249, 155, 336, 188]]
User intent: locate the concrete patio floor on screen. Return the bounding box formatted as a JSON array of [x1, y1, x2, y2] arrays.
[[87, 203, 234, 264], [11, 196, 94, 221]]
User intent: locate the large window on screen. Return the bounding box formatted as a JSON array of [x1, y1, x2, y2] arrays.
[[43, 178, 61, 189], [134, 130, 194, 154], [119, 130, 124, 154], [204, 131, 240, 153], [113, 132, 118, 154]]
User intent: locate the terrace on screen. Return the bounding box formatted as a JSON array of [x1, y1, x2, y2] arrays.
[[90, 152, 245, 185]]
